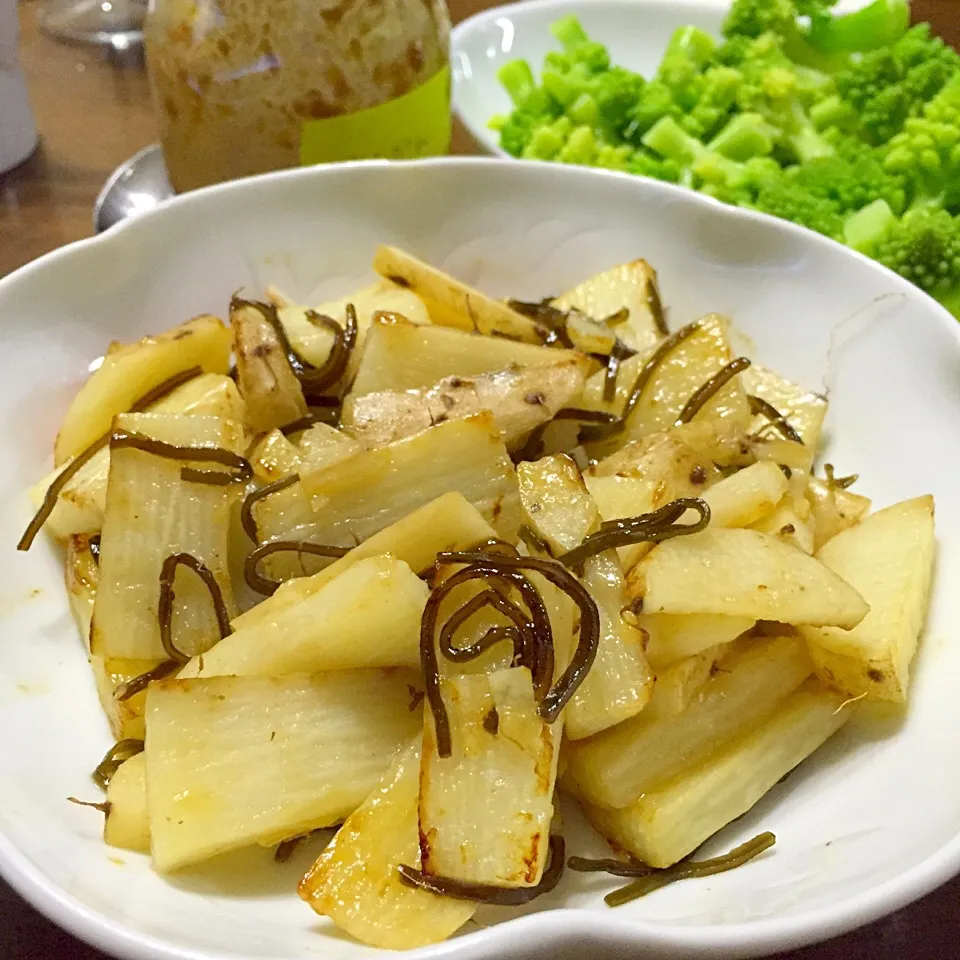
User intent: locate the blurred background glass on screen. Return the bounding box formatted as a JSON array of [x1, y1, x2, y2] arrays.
[[0, 0, 38, 172], [38, 0, 144, 48]]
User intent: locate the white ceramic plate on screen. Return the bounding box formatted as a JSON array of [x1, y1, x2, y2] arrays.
[[1, 158, 960, 960], [451, 0, 864, 158]]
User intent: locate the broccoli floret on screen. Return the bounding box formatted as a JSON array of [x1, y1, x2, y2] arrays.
[[626, 149, 683, 183], [550, 15, 610, 74], [595, 144, 635, 171], [789, 138, 907, 214], [680, 66, 743, 139], [522, 117, 574, 161], [735, 54, 837, 163], [834, 25, 960, 144], [723, 0, 800, 42], [498, 108, 543, 157], [749, 180, 844, 238], [883, 73, 960, 212], [557, 125, 601, 165], [495, 59, 560, 157], [723, 0, 908, 60], [807, 0, 909, 53], [642, 114, 782, 203], [625, 80, 682, 141], [875, 209, 960, 317], [592, 67, 649, 141], [656, 26, 716, 112]]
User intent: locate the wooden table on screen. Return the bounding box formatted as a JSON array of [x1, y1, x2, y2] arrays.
[[2, 0, 959, 957]]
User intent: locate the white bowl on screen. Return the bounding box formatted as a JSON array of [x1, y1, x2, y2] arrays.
[[451, 0, 864, 159], [1, 158, 959, 960]]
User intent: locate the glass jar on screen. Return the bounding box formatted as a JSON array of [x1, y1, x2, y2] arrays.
[[145, 0, 451, 193]]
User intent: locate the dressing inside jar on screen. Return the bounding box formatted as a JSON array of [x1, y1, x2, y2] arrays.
[[145, 0, 451, 193]]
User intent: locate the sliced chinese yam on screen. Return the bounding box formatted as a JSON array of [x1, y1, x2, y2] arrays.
[[627, 528, 869, 629], [146, 670, 420, 872], [800, 496, 935, 703], [231, 299, 308, 434], [347, 314, 578, 401], [104, 752, 150, 853], [90, 413, 241, 660], [36, 374, 243, 541], [54, 315, 232, 465], [178, 555, 427, 679], [299, 413, 521, 544], [232, 492, 496, 635], [419, 668, 557, 886], [373, 245, 546, 343], [552, 258, 666, 355], [298, 742, 475, 950], [563, 633, 813, 809], [343, 356, 589, 449], [586, 679, 850, 867]]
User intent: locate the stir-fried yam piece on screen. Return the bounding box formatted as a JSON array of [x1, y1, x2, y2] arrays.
[[104, 752, 150, 853], [36, 374, 244, 541], [90, 413, 242, 661], [564, 633, 814, 809], [299, 743, 476, 949], [232, 492, 497, 636], [178, 555, 427, 679], [800, 496, 934, 703], [585, 679, 851, 867], [419, 667, 558, 887], [343, 356, 589, 449], [146, 670, 421, 872], [347, 314, 580, 402], [627, 527, 869, 629], [299, 413, 521, 544], [373, 245, 547, 343], [551, 258, 666, 356], [231, 299, 308, 433], [54, 315, 232, 466]]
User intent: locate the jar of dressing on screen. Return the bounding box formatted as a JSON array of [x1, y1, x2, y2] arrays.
[[145, 0, 451, 193]]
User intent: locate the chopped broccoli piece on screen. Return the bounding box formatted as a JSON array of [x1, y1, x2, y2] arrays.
[[882, 73, 960, 212], [749, 180, 844, 238], [522, 117, 573, 161], [557, 125, 600, 165], [723, 0, 908, 59], [834, 25, 960, 144], [627, 149, 683, 183], [842, 198, 897, 253], [550, 15, 610, 74], [680, 66, 744, 139], [708, 112, 779, 161], [875, 209, 960, 316], [789, 139, 907, 214], [808, 0, 909, 53]]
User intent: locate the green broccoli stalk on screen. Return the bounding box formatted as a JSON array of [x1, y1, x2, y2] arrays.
[[679, 67, 744, 139], [842, 198, 898, 253], [807, 0, 909, 53], [494, 60, 560, 157], [549, 15, 611, 74], [656, 26, 716, 111], [641, 114, 781, 199], [722, 0, 909, 64]]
